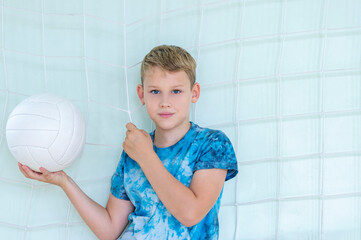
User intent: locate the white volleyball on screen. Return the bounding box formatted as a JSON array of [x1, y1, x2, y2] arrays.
[[6, 93, 86, 172]]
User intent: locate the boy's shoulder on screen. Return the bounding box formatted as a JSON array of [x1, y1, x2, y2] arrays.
[[191, 122, 229, 142]]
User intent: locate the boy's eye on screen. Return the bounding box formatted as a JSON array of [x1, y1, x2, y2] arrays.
[[172, 90, 181, 94], [150, 90, 159, 94]]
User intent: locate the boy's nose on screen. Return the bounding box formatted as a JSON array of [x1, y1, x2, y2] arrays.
[[160, 95, 171, 108], [160, 101, 171, 108]]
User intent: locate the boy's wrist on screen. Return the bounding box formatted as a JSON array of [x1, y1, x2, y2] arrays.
[[60, 174, 73, 190], [138, 151, 159, 169]]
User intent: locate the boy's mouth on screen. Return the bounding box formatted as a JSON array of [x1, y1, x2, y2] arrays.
[[159, 112, 174, 118]]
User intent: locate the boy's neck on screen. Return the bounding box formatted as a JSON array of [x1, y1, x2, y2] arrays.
[[153, 121, 191, 148]]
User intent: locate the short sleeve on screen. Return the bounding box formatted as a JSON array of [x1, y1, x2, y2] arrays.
[[110, 151, 130, 200], [194, 130, 238, 181]]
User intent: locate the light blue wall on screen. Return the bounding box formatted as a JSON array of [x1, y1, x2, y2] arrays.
[[1, 0, 361, 239]]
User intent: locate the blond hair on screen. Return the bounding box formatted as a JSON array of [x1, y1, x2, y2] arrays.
[[140, 45, 196, 86]]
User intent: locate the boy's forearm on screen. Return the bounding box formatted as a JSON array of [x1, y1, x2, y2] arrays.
[[18, 164, 128, 238], [61, 176, 121, 240], [137, 152, 202, 226]]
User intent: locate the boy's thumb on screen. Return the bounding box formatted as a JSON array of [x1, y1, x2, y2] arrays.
[[126, 122, 137, 131]]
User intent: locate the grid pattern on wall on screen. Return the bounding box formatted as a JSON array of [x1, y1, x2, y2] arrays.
[[1, 0, 361, 239]]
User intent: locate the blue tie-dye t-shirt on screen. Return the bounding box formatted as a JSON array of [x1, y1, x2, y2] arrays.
[[111, 122, 238, 240]]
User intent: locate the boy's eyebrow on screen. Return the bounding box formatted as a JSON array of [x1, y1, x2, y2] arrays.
[[171, 85, 185, 88], [146, 85, 160, 89], [146, 84, 186, 88]]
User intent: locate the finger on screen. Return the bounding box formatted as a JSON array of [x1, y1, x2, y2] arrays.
[[126, 122, 138, 131], [125, 131, 134, 143], [18, 163, 32, 178], [21, 165, 44, 181], [39, 167, 51, 175], [141, 130, 149, 137], [18, 163, 30, 178], [122, 141, 129, 153], [18, 162, 24, 170]]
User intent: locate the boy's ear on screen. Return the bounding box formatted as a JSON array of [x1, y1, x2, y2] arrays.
[[137, 84, 145, 105], [191, 83, 200, 103]]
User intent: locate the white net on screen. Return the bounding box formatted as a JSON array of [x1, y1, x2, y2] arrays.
[[1, 0, 361, 239]]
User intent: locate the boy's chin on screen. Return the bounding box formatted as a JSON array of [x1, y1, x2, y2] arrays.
[[154, 120, 176, 130], [154, 118, 190, 131]]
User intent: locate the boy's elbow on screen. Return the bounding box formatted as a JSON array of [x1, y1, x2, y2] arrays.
[[96, 224, 125, 240], [98, 232, 120, 240], [179, 210, 204, 227], [98, 231, 124, 240]]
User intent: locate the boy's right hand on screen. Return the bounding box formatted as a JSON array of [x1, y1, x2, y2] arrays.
[[18, 162, 68, 188]]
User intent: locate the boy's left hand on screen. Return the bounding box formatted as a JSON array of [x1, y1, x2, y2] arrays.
[[123, 122, 154, 163]]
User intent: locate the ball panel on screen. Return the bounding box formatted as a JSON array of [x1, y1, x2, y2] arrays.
[[29, 147, 63, 172], [63, 120, 86, 167], [6, 130, 58, 148], [10, 146, 42, 172], [48, 101, 74, 162], [6, 115, 59, 131], [55, 103, 86, 165], [10, 102, 60, 121]]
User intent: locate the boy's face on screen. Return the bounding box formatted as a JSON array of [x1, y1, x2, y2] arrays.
[[137, 66, 200, 132]]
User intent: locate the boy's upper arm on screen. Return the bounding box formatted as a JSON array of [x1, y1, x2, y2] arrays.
[[188, 168, 227, 220], [106, 194, 134, 237]]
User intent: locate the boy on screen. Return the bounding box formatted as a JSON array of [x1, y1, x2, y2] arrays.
[[19, 45, 238, 239]]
